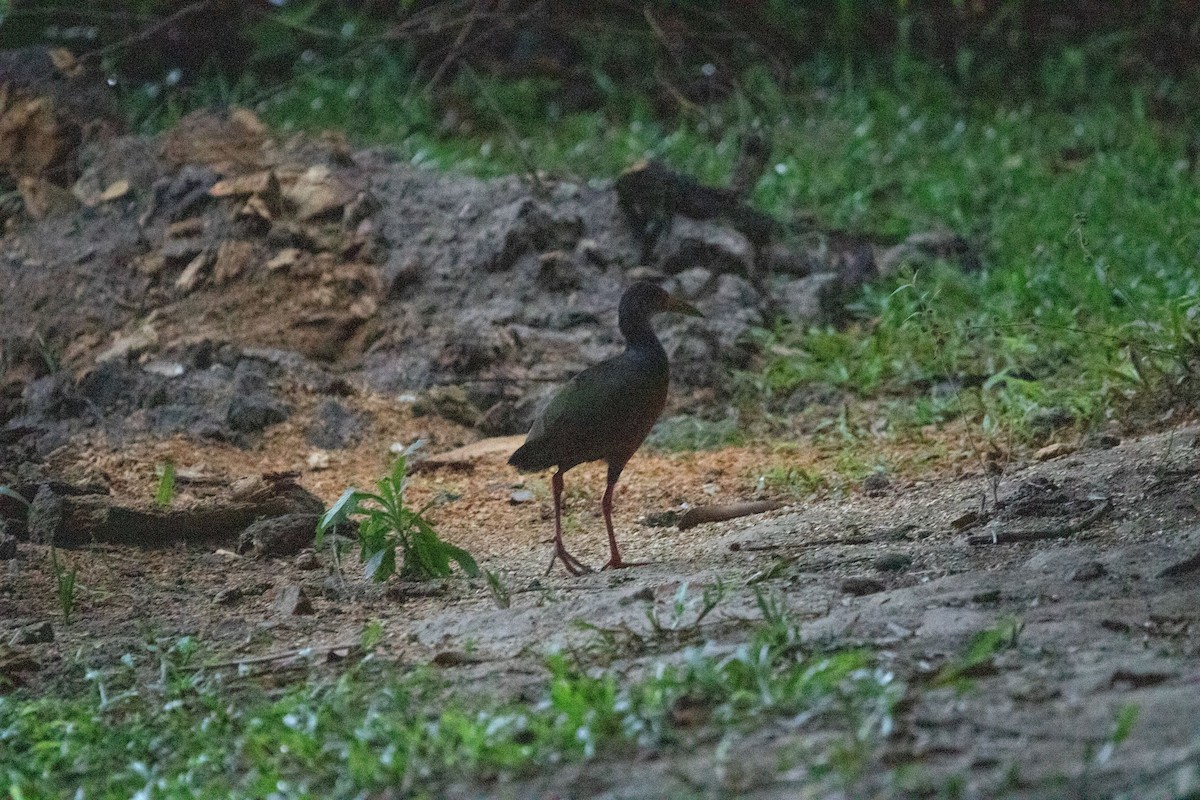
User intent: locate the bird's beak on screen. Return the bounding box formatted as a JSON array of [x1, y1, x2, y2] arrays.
[[665, 295, 704, 318]]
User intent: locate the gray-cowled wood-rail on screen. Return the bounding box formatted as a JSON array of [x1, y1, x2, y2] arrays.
[[509, 281, 702, 575]]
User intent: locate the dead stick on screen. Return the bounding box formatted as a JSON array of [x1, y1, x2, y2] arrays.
[[966, 501, 1110, 546], [679, 500, 784, 531], [200, 641, 361, 671]]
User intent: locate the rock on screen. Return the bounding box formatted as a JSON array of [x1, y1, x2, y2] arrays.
[[536, 250, 581, 291], [509, 489, 534, 505], [237, 513, 320, 559], [10, 621, 53, 645], [25, 484, 65, 546], [669, 267, 716, 300], [761, 243, 812, 276], [658, 217, 753, 276], [1084, 431, 1121, 450], [305, 398, 364, 450], [412, 385, 482, 428], [480, 400, 520, 435], [294, 550, 320, 570], [306, 450, 331, 470], [95, 324, 158, 364], [1029, 406, 1074, 434], [863, 471, 890, 495], [841, 576, 885, 596], [226, 363, 290, 434], [777, 273, 839, 324], [227, 393, 290, 434], [213, 586, 242, 605], [160, 237, 205, 265], [1034, 442, 1075, 462], [1070, 561, 1106, 582], [273, 584, 314, 616], [0, 532, 15, 559], [480, 199, 583, 272], [874, 552, 913, 572], [642, 510, 681, 528]]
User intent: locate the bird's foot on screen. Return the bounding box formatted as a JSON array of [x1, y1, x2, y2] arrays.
[[545, 542, 593, 576], [601, 557, 649, 571]]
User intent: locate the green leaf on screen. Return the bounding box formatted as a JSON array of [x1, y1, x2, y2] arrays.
[[363, 547, 395, 582], [440, 540, 479, 578], [316, 488, 362, 547], [155, 462, 176, 507], [0, 485, 29, 509]]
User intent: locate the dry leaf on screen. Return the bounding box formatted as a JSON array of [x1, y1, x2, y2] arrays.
[[98, 179, 130, 203], [176, 249, 213, 292]]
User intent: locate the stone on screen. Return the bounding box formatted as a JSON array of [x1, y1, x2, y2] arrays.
[[1070, 561, 1106, 582], [412, 385, 482, 428], [1034, 442, 1075, 462], [658, 217, 753, 276], [874, 552, 913, 572], [273, 584, 314, 616], [305, 398, 364, 450], [10, 621, 53, 645], [237, 513, 319, 559], [841, 576, 885, 596], [509, 489, 534, 505], [863, 471, 891, 495], [294, 550, 320, 570]]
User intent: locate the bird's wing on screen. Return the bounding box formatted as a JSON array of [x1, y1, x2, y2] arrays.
[[523, 352, 666, 465]]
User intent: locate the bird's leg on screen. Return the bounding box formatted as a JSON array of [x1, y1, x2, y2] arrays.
[[545, 470, 592, 576], [601, 466, 647, 570]]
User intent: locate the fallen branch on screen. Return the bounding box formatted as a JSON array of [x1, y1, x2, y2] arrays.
[[678, 500, 784, 531], [966, 500, 1110, 546]]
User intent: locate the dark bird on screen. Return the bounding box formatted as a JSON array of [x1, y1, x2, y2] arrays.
[[509, 281, 702, 575]]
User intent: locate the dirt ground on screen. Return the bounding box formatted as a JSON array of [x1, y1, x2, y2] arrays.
[[4, 387, 1200, 798], [0, 100, 1198, 798]]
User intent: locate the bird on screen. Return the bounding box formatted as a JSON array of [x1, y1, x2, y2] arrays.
[[509, 281, 702, 575]]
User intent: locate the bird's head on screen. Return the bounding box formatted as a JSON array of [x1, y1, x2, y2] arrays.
[[620, 280, 703, 323]]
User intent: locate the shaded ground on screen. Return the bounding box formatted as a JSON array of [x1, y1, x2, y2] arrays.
[[0, 98, 1198, 798]]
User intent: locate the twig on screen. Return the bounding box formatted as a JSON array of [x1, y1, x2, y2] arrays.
[[424, 0, 484, 94], [678, 500, 784, 531], [966, 500, 1111, 545], [78, 1, 211, 62], [201, 641, 360, 671], [460, 65, 545, 195]]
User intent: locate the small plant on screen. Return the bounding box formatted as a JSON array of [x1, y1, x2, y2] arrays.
[[1091, 702, 1140, 765], [646, 581, 726, 637], [49, 546, 77, 626], [316, 454, 478, 582], [154, 461, 176, 507], [0, 485, 29, 508], [485, 569, 511, 609], [934, 616, 1023, 688]]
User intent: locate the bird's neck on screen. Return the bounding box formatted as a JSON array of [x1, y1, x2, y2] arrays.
[[620, 316, 666, 359]]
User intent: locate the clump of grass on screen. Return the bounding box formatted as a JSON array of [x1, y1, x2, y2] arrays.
[[0, 601, 900, 796], [317, 453, 478, 582], [154, 461, 176, 507], [934, 615, 1023, 689], [645, 414, 743, 452], [49, 545, 77, 626]]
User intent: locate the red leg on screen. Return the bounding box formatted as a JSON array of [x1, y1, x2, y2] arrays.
[[601, 468, 647, 570], [545, 470, 591, 576]]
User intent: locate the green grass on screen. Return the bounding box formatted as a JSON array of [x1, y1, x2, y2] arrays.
[[119, 49, 1200, 439], [0, 613, 900, 798]]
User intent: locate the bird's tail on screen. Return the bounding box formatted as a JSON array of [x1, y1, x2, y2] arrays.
[[508, 440, 551, 473]]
